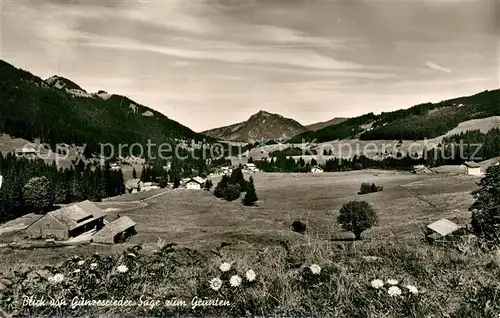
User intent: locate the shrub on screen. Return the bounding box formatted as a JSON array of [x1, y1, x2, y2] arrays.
[[358, 182, 383, 195], [223, 184, 241, 201], [214, 176, 230, 198], [230, 167, 248, 192], [22, 176, 54, 213], [292, 220, 307, 234], [242, 177, 258, 206], [470, 165, 500, 242], [337, 201, 377, 240], [204, 179, 213, 191], [158, 177, 168, 189], [173, 177, 180, 189]]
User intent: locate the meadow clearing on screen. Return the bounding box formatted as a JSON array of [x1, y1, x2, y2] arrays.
[[2, 169, 498, 317], [112, 169, 477, 246], [0, 170, 479, 271]]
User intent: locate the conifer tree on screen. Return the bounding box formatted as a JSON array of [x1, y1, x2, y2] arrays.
[[470, 166, 500, 242], [23, 176, 53, 213], [242, 176, 258, 206], [214, 175, 229, 198]]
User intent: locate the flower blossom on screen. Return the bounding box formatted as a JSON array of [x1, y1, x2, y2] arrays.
[[209, 278, 223, 291], [219, 262, 231, 272], [246, 269, 256, 282], [371, 279, 384, 289], [229, 275, 242, 287], [309, 264, 321, 275]]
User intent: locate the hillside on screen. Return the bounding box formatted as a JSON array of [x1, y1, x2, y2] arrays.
[[289, 89, 500, 143], [305, 117, 348, 131], [0, 59, 207, 155], [202, 110, 308, 143]]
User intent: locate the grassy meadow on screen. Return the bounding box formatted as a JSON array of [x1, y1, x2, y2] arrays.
[[1, 170, 498, 317]]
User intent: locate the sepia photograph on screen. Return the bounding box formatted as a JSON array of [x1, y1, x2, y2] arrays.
[[0, 0, 499, 316]]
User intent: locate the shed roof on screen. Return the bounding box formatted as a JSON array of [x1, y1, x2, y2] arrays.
[[426, 218, 462, 237], [49, 200, 106, 230], [93, 216, 136, 238], [187, 177, 206, 184], [126, 178, 141, 189], [413, 165, 433, 174], [463, 161, 480, 168]]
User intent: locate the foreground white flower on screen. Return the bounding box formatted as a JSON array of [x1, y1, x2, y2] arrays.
[[209, 278, 223, 291], [246, 269, 256, 282], [116, 265, 128, 273], [229, 275, 242, 287], [90, 263, 98, 270], [219, 262, 231, 272], [309, 264, 321, 275], [77, 260, 85, 266], [387, 279, 399, 286], [49, 273, 65, 284], [371, 279, 384, 289], [406, 285, 418, 295], [388, 286, 402, 297]]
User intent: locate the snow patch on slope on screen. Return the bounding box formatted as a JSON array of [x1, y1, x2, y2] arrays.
[[66, 88, 93, 98]]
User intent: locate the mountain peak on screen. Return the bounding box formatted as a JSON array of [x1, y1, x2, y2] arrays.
[[251, 110, 283, 119], [256, 110, 271, 115], [202, 111, 307, 142]]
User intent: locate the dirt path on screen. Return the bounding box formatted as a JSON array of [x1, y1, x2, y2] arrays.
[[97, 189, 169, 213], [398, 184, 440, 210]]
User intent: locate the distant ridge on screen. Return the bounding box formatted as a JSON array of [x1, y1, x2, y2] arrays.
[[305, 117, 348, 131]]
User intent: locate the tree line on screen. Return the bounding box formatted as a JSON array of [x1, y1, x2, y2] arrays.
[[254, 127, 500, 173], [0, 153, 125, 223]]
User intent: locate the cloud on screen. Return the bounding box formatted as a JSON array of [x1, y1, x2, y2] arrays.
[[2, 0, 497, 132], [82, 35, 364, 72], [425, 61, 452, 73]]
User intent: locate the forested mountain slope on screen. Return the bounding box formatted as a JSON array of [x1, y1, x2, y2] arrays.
[[289, 89, 500, 143], [0, 60, 207, 155]]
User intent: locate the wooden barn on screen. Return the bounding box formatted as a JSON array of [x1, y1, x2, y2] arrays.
[[26, 200, 106, 240], [92, 216, 136, 244]]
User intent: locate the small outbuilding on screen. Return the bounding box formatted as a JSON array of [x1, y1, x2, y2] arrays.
[[412, 165, 433, 174], [425, 218, 467, 241], [462, 161, 482, 176], [92, 216, 137, 244], [243, 163, 257, 172], [125, 178, 141, 193], [14, 146, 39, 159], [311, 166, 324, 174], [185, 177, 206, 190]]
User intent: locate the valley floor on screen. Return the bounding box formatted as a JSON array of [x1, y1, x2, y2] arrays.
[[0, 170, 479, 272]]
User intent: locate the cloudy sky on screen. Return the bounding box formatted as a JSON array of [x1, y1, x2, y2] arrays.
[[1, 0, 498, 131]]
